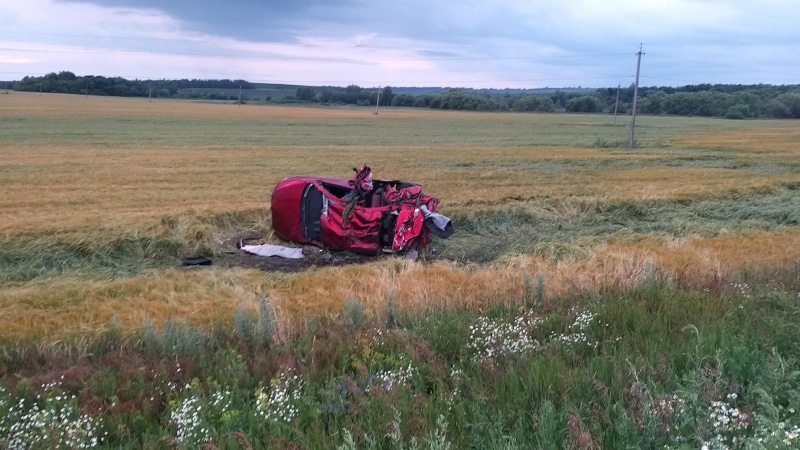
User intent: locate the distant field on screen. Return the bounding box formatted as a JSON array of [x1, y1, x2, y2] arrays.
[[1, 91, 799, 340]]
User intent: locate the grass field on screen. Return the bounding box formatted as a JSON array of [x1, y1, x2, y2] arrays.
[[2, 92, 799, 339], [2, 92, 800, 448]]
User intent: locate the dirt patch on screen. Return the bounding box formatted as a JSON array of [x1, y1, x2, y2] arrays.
[[181, 235, 384, 273], [215, 245, 377, 272], [189, 235, 453, 273]]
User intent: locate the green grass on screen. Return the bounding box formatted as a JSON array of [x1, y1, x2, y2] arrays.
[[1, 184, 797, 285], [0, 107, 769, 148], [442, 148, 800, 173], [3, 98, 800, 447], [2, 271, 799, 448], [440, 184, 800, 261], [0, 209, 267, 286]]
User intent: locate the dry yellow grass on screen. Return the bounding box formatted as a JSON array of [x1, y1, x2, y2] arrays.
[[3, 93, 799, 233], [2, 92, 800, 340], [3, 141, 796, 235], [4, 227, 800, 339], [605, 229, 800, 281], [678, 124, 800, 154]]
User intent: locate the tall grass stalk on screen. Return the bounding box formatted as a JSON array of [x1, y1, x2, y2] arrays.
[[138, 318, 207, 359], [386, 289, 398, 329], [234, 305, 254, 352], [344, 298, 364, 329], [257, 293, 277, 349]]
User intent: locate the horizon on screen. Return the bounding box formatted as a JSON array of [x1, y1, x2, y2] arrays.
[[5, 71, 799, 92]]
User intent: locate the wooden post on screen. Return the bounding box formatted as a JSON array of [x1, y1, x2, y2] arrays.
[[629, 44, 644, 148]]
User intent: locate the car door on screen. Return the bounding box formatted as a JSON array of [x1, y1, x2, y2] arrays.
[[300, 183, 323, 245], [313, 181, 384, 255]]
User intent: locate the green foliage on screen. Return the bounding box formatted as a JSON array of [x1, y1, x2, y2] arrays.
[[535, 400, 566, 448], [296, 86, 316, 101], [522, 270, 545, 308], [234, 305, 255, 352], [566, 95, 603, 113], [338, 409, 452, 450], [776, 92, 800, 118], [386, 289, 398, 328], [10, 71, 800, 117], [344, 298, 364, 329], [2, 274, 800, 447], [1, 377, 106, 449], [0, 232, 183, 284], [14, 73, 252, 98], [258, 294, 277, 349], [725, 103, 753, 119], [437, 89, 502, 111], [380, 86, 394, 106], [139, 318, 208, 359], [663, 91, 733, 116], [765, 98, 793, 118], [231, 294, 278, 353], [391, 93, 416, 107], [0, 209, 266, 286], [593, 137, 627, 148], [444, 186, 800, 264], [512, 94, 555, 112]]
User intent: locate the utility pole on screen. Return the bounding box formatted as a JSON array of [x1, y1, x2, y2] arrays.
[[149, 82, 152, 101], [629, 44, 644, 148], [374, 86, 381, 115], [613, 83, 621, 125], [238, 83, 242, 105]]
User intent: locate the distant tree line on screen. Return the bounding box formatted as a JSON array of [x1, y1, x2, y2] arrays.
[[13, 71, 800, 119], [13, 71, 253, 98], [297, 83, 800, 119], [297, 85, 396, 107]]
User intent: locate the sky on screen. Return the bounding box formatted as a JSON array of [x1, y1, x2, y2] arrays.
[[0, 0, 798, 89]]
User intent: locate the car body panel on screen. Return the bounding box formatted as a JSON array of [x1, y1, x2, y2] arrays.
[[270, 176, 348, 245], [270, 171, 443, 256]]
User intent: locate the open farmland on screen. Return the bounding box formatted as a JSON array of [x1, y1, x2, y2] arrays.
[[1, 92, 800, 448], [2, 92, 799, 338]]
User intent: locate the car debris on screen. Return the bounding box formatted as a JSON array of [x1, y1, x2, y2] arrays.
[[270, 165, 453, 259]]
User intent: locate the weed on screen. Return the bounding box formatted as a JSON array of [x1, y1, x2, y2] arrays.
[[345, 298, 364, 329], [522, 269, 546, 308], [2, 377, 105, 449], [234, 305, 255, 352], [255, 370, 306, 425], [386, 290, 398, 329], [467, 311, 543, 360], [257, 293, 277, 349], [138, 318, 207, 359]]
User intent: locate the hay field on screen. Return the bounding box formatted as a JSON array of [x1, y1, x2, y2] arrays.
[[2, 92, 799, 340]]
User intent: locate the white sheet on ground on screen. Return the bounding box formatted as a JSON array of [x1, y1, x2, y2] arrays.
[[241, 244, 304, 259]]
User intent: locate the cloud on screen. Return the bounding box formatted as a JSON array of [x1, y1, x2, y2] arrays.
[[54, 0, 359, 41], [1, 0, 798, 87], [7, 0, 178, 37]]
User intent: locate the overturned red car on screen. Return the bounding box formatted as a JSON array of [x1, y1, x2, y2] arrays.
[[270, 166, 453, 257]]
